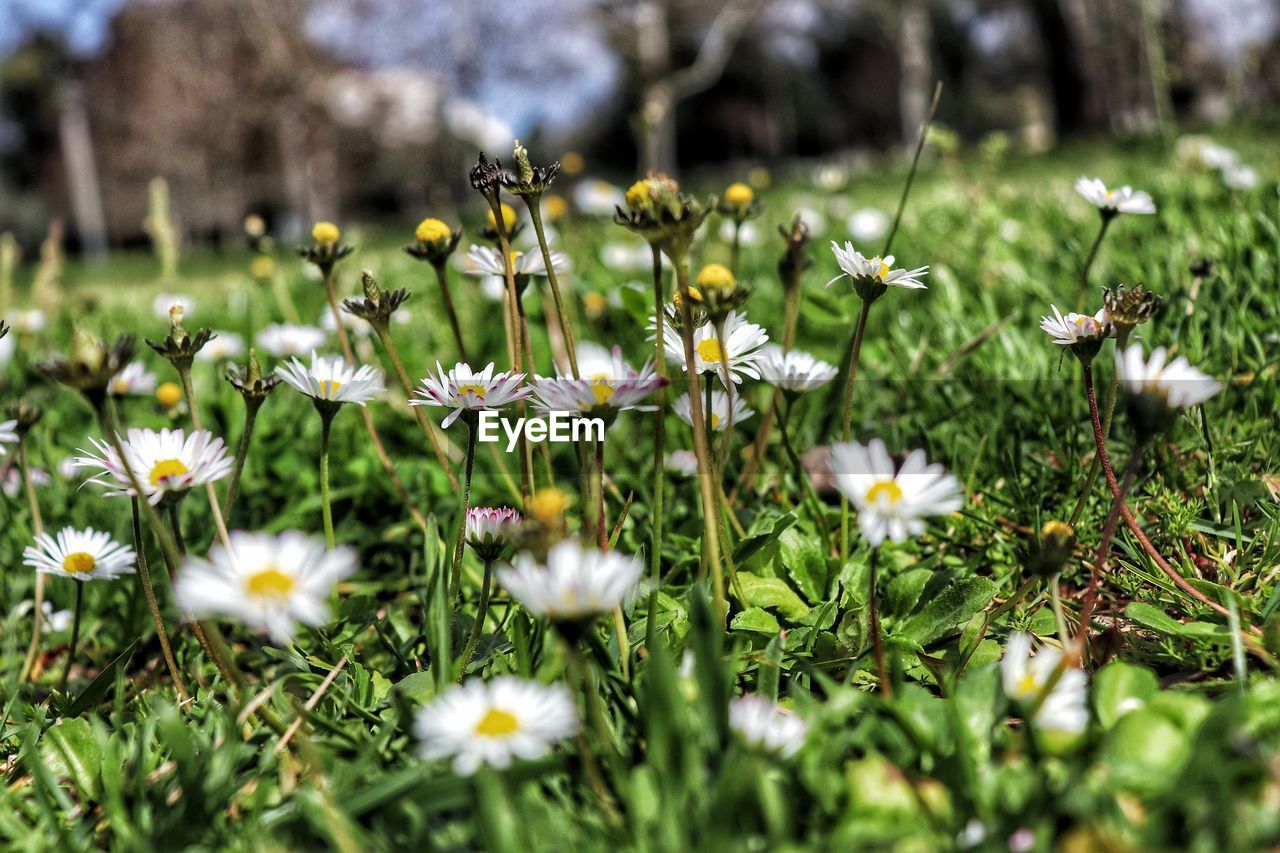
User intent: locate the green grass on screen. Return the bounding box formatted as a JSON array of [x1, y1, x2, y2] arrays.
[[4, 129, 1280, 850]]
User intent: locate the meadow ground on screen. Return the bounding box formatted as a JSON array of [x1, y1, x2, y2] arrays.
[[3, 124, 1280, 850]]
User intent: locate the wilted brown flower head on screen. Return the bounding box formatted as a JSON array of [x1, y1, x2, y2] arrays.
[[1102, 283, 1160, 329], [502, 140, 559, 196], [38, 329, 136, 406]]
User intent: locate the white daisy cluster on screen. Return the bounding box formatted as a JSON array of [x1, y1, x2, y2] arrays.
[[23, 527, 136, 582], [1074, 177, 1156, 216], [412, 361, 532, 428], [829, 439, 964, 547], [276, 351, 385, 406], [75, 427, 233, 505]]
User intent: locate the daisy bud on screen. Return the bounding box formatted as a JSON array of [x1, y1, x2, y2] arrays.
[[6, 399, 43, 436], [404, 218, 462, 267], [146, 318, 215, 372], [724, 182, 753, 208], [226, 349, 281, 403], [695, 263, 751, 319], [717, 181, 762, 223], [39, 330, 136, 406], [249, 255, 276, 281], [344, 270, 410, 327], [465, 507, 523, 562], [298, 221, 353, 274], [312, 221, 340, 245], [469, 152, 503, 196], [155, 381, 183, 409], [1025, 520, 1077, 578]]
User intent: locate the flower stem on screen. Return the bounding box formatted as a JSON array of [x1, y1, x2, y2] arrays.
[[645, 244, 667, 650], [775, 395, 830, 543], [59, 582, 84, 691], [372, 321, 459, 490], [1075, 214, 1113, 312], [868, 547, 892, 698], [673, 257, 725, 619], [457, 558, 495, 681], [526, 197, 579, 378], [1069, 328, 1130, 526], [839, 298, 874, 557], [319, 409, 336, 551], [129, 496, 187, 699], [729, 221, 742, 275], [485, 199, 532, 506], [429, 260, 469, 362], [221, 400, 261, 524], [177, 363, 232, 548], [450, 420, 479, 603], [595, 436, 607, 550], [18, 435, 47, 684]]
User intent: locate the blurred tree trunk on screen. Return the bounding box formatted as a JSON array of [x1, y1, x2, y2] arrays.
[[898, 0, 931, 145], [57, 81, 108, 258]]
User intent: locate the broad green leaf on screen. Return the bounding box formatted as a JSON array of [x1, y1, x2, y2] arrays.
[[1093, 661, 1159, 729], [730, 607, 781, 635], [734, 572, 810, 620], [776, 527, 828, 603], [1124, 602, 1185, 635], [896, 576, 997, 646], [39, 716, 101, 799], [883, 568, 933, 619]]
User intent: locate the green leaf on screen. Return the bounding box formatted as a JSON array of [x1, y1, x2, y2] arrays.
[[1124, 601, 1185, 636], [734, 512, 797, 566], [1102, 709, 1191, 793], [896, 576, 997, 646], [1093, 661, 1159, 729], [39, 716, 101, 799], [882, 568, 932, 619], [395, 671, 437, 704], [63, 639, 139, 719], [734, 572, 810, 620], [776, 527, 827, 603], [730, 607, 781, 635]]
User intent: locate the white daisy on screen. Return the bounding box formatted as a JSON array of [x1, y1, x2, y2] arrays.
[[846, 208, 889, 243], [533, 348, 665, 417], [414, 676, 579, 775], [23, 526, 136, 581], [829, 241, 929, 291], [108, 361, 158, 397], [173, 530, 357, 644], [74, 427, 234, 505], [275, 351, 385, 406], [195, 331, 245, 362], [600, 241, 652, 272], [1222, 164, 1258, 191], [659, 310, 768, 386], [1039, 304, 1111, 346], [1116, 343, 1222, 412], [5, 308, 46, 334], [498, 539, 643, 623], [466, 507, 522, 561], [3, 465, 49, 497], [257, 324, 327, 358], [672, 390, 754, 432], [829, 439, 964, 547], [666, 449, 700, 476], [1074, 177, 1155, 215], [1001, 632, 1088, 735], [462, 245, 570, 279], [411, 361, 532, 429], [760, 345, 838, 392], [152, 293, 197, 320], [0, 419, 16, 456], [728, 695, 809, 758]]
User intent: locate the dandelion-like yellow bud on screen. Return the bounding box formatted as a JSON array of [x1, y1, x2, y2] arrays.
[[695, 263, 735, 290], [625, 179, 652, 211], [528, 487, 570, 523], [724, 182, 754, 207], [673, 286, 703, 308], [487, 204, 517, 231], [249, 255, 276, 280], [543, 194, 569, 221], [156, 381, 183, 408], [312, 221, 341, 245], [415, 218, 453, 244]]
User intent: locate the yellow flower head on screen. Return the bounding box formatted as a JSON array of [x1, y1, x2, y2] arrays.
[[673, 285, 703, 308], [583, 291, 607, 318], [487, 204, 517, 231], [249, 255, 276, 280], [155, 381, 183, 408], [312, 221, 341, 246], [625, 179, 653, 211], [543, 193, 569, 221], [724, 182, 754, 207], [415, 218, 453, 244], [695, 263, 736, 291], [528, 487, 570, 523], [560, 151, 585, 175]]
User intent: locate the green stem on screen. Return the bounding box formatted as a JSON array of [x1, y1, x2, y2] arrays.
[[839, 299, 874, 557], [1049, 571, 1070, 648], [59, 582, 84, 691], [595, 436, 607, 550], [319, 409, 336, 551], [729, 221, 742, 276], [18, 435, 47, 684], [221, 401, 260, 523], [776, 396, 830, 543], [526, 197, 578, 378], [646, 243, 667, 650], [373, 322, 458, 490], [450, 420, 479, 602], [869, 547, 891, 698], [430, 261, 469, 362], [129, 496, 187, 698], [457, 558, 496, 680], [1075, 214, 1113, 312]]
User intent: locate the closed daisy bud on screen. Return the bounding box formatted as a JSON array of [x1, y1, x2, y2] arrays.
[[299, 222, 353, 272], [416, 218, 453, 245], [696, 263, 735, 290], [724, 182, 754, 207], [24, 526, 136, 581], [39, 330, 137, 406], [466, 507, 523, 562], [312, 221, 340, 245], [1026, 520, 1077, 577], [488, 204, 517, 231], [414, 676, 578, 776], [174, 530, 358, 644]]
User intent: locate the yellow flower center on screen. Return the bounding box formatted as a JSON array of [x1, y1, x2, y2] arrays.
[[456, 384, 487, 400], [625, 179, 652, 210], [696, 263, 736, 290], [415, 217, 452, 244], [112, 377, 130, 393], [312, 221, 340, 245], [590, 381, 615, 406], [865, 480, 904, 505], [475, 708, 520, 738], [1017, 673, 1041, 698], [873, 258, 891, 280], [149, 458, 190, 487], [156, 381, 183, 408], [62, 552, 97, 575], [488, 204, 517, 230], [673, 286, 702, 308], [529, 487, 569, 522], [245, 566, 295, 599], [710, 413, 721, 429], [724, 182, 754, 206], [696, 338, 724, 364], [319, 379, 343, 400]]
